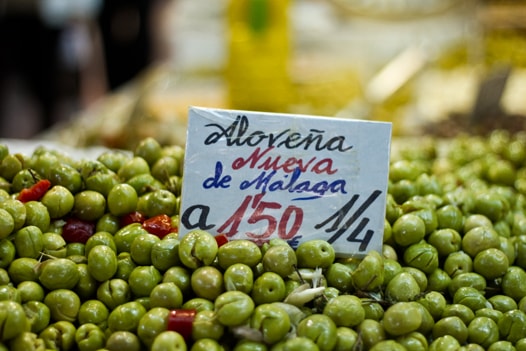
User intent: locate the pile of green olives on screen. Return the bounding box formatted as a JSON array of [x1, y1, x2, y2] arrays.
[[2, 130, 526, 350]]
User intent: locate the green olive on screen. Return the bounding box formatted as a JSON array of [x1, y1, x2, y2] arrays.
[[182, 297, 214, 312], [462, 226, 501, 258], [136, 307, 170, 348], [502, 266, 526, 301], [352, 250, 384, 291], [383, 301, 423, 336], [0, 285, 20, 303], [251, 303, 291, 345], [467, 316, 499, 349], [295, 239, 335, 269], [162, 266, 191, 296], [8, 258, 39, 284], [40, 185, 75, 219], [473, 248, 509, 279], [432, 316, 468, 344], [151, 156, 180, 182], [453, 286, 490, 312], [251, 272, 286, 305], [323, 294, 364, 328], [403, 241, 439, 274], [84, 231, 116, 256], [78, 300, 109, 331], [48, 164, 83, 194], [96, 279, 131, 310], [151, 238, 181, 272], [0, 301, 29, 340], [436, 204, 464, 232], [442, 303, 476, 325], [498, 309, 526, 344], [325, 262, 354, 293], [107, 184, 138, 217], [215, 291, 255, 327], [449, 273, 487, 298], [355, 319, 386, 350], [75, 323, 106, 351], [0, 208, 15, 240], [107, 301, 147, 333], [117, 156, 150, 181], [75, 263, 98, 300], [192, 309, 224, 341], [127, 173, 165, 195], [14, 225, 43, 259], [178, 230, 218, 269], [233, 339, 268, 351], [43, 289, 81, 323], [38, 258, 80, 290], [273, 336, 320, 351], [17, 281, 45, 302], [113, 223, 150, 254], [73, 190, 107, 222], [0, 198, 26, 231], [0, 238, 15, 269], [39, 321, 76, 351], [0, 153, 23, 181], [428, 335, 461, 351], [87, 245, 117, 282], [262, 244, 297, 278], [96, 213, 121, 234], [417, 291, 447, 321], [24, 201, 50, 232], [191, 266, 224, 301], [443, 251, 473, 278], [224, 263, 254, 293], [128, 265, 162, 298], [134, 137, 162, 166], [150, 331, 186, 351], [41, 232, 67, 258], [427, 228, 462, 257], [97, 150, 131, 173], [11, 169, 38, 193], [149, 282, 183, 309], [105, 331, 141, 351], [476, 308, 504, 324], [396, 331, 428, 351], [23, 301, 50, 334], [137, 189, 178, 217], [392, 213, 426, 246], [217, 239, 262, 270], [132, 234, 162, 264]]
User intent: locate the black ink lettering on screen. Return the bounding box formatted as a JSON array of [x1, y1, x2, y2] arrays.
[[181, 205, 215, 230], [203, 115, 353, 152], [315, 190, 382, 249]]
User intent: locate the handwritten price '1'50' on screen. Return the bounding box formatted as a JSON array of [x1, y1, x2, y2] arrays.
[[218, 193, 303, 241]]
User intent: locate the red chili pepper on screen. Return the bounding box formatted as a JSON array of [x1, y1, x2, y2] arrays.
[[215, 233, 229, 247], [142, 214, 177, 239], [120, 211, 147, 227], [167, 309, 196, 342], [61, 217, 96, 244], [17, 179, 51, 202]]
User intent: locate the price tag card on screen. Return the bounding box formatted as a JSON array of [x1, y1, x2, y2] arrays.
[[179, 106, 392, 257]]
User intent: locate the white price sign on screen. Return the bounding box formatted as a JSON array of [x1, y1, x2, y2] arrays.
[[179, 107, 392, 257]]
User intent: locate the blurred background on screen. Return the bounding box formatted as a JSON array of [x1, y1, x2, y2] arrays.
[[1, 0, 525, 148]]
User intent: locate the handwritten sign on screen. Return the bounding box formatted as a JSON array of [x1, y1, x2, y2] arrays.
[[179, 107, 392, 257]]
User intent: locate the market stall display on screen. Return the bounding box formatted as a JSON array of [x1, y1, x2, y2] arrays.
[[2, 0, 526, 350], [2, 131, 526, 349]]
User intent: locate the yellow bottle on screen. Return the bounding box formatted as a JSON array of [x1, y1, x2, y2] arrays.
[[226, 0, 291, 112]]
